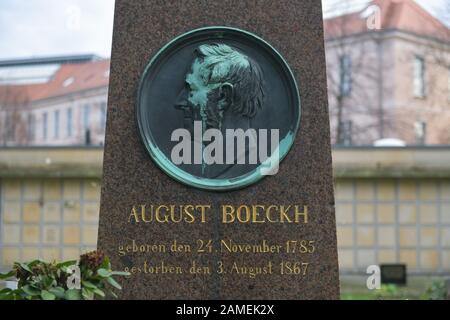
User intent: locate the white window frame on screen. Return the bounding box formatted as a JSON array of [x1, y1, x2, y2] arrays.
[[413, 56, 426, 98], [339, 55, 352, 97]]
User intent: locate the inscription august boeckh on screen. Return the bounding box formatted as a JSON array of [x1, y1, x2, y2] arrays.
[[127, 204, 309, 224]]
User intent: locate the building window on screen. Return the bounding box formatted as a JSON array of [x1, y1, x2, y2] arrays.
[[43, 112, 48, 140], [339, 55, 352, 97], [28, 113, 35, 141], [413, 56, 426, 98], [67, 108, 72, 137], [54, 110, 60, 138], [83, 105, 90, 132], [5, 113, 15, 141], [414, 121, 427, 145], [448, 67, 450, 101], [339, 120, 353, 146], [100, 102, 107, 131]]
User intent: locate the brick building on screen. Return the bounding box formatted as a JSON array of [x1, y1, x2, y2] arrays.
[[0, 55, 109, 146], [325, 0, 450, 145]]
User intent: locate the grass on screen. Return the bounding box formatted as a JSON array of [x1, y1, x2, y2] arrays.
[[340, 275, 448, 300]]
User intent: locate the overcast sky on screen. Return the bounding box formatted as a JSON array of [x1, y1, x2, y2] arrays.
[[0, 0, 447, 60]]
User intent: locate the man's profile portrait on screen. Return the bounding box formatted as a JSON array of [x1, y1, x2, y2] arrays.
[[175, 43, 265, 132], [137, 27, 300, 189], [173, 43, 266, 178]]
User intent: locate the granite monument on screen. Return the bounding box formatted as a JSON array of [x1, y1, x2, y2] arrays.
[[98, 0, 340, 299]]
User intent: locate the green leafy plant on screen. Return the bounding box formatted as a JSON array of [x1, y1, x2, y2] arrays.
[[421, 280, 448, 300], [0, 250, 130, 300], [373, 284, 400, 300]]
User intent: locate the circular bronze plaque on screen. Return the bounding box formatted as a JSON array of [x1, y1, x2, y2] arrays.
[[137, 26, 301, 191]]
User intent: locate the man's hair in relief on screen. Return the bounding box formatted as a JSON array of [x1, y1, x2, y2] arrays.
[[196, 44, 265, 118]]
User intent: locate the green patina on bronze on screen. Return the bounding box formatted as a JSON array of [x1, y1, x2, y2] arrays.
[[186, 44, 251, 130], [146, 131, 295, 190], [136, 26, 301, 191], [185, 43, 261, 174]]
